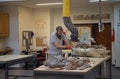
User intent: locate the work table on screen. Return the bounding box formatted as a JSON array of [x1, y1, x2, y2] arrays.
[[34, 55, 110, 73], [34, 55, 111, 79], [0, 55, 34, 79]]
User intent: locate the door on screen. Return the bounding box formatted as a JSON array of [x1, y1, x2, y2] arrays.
[[92, 23, 111, 50]]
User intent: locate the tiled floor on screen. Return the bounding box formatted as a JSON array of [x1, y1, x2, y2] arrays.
[[0, 65, 120, 79], [111, 66, 120, 79]]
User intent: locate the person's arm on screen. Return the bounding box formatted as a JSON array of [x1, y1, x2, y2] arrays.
[[62, 33, 73, 49], [53, 42, 66, 49], [63, 38, 71, 45], [53, 41, 72, 49], [62, 34, 78, 47], [62, 33, 71, 45]]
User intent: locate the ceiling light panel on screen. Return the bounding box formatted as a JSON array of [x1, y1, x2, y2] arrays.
[[89, 0, 109, 2], [36, 2, 63, 6]]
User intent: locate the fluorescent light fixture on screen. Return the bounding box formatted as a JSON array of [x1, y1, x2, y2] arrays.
[[36, 2, 63, 6], [89, 0, 109, 2]]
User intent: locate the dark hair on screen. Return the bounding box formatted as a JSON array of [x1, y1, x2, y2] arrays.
[[56, 26, 63, 31]]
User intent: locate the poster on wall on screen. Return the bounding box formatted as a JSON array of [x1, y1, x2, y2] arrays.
[[34, 18, 47, 37], [34, 17, 49, 46], [76, 26, 91, 45]]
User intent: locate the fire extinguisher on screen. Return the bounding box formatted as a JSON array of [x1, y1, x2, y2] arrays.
[[112, 27, 115, 42]]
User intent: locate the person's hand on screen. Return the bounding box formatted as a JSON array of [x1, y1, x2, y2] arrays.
[[65, 45, 72, 49]]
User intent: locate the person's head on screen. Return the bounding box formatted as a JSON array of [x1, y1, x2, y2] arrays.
[[56, 26, 63, 36]]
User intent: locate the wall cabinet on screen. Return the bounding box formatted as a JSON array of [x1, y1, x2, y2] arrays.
[[0, 13, 9, 36]]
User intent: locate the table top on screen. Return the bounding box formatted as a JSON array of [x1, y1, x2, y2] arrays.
[[34, 55, 111, 74], [0, 55, 33, 62]]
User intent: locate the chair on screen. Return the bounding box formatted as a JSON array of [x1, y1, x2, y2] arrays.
[[36, 48, 47, 66]]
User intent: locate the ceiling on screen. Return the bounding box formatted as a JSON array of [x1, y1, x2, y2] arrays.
[[0, 0, 119, 8]]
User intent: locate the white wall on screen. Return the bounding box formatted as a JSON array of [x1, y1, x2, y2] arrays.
[[18, 7, 51, 50], [33, 8, 50, 49], [0, 6, 20, 54], [114, 4, 120, 67], [50, 9, 54, 34], [18, 7, 34, 51], [0, 6, 52, 54]]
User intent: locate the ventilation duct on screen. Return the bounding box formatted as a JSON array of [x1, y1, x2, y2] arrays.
[[63, 0, 79, 42]]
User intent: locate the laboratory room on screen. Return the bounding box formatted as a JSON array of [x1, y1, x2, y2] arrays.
[[0, 0, 119, 79]]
